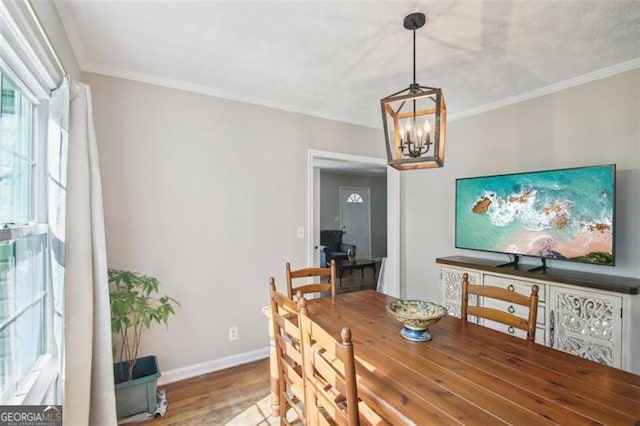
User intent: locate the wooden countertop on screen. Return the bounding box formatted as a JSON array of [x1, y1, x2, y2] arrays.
[[436, 255, 640, 294]]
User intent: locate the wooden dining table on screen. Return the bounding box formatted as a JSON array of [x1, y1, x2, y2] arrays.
[[266, 289, 640, 425]]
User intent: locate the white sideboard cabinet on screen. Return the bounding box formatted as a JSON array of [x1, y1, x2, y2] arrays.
[[437, 256, 640, 374]]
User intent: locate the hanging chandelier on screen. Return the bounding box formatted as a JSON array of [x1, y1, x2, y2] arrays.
[[381, 12, 446, 170]]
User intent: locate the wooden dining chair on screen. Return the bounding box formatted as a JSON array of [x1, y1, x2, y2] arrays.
[[269, 278, 306, 425], [461, 272, 539, 341], [286, 259, 337, 301], [297, 298, 389, 426]]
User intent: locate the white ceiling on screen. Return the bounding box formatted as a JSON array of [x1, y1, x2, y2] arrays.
[[54, 1, 640, 129]]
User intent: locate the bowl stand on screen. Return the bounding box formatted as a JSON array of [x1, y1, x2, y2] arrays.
[[400, 326, 432, 342]]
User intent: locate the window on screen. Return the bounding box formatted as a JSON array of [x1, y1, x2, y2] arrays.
[[1, 0, 65, 405], [346, 193, 364, 204], [1, 70, 35, 224], [1, 0, 68, 405], [0, 66, 52, 404]]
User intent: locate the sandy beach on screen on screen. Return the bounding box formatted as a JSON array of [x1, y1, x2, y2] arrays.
[[503, 228, 612, 259]]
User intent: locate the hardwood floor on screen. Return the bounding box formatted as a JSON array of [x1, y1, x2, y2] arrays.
[[146, 358, 272, 425], [143, 263, 379, 425]]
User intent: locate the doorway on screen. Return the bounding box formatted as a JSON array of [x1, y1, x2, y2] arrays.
[[340, 186, 371, 259], [307, 150, 400, 297]]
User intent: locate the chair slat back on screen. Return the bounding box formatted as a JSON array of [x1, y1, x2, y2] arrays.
[[298, 298, 359, 426], [461, 273, 539, 341], [269, 278, 306, 425], [286, 259, 337, 301]]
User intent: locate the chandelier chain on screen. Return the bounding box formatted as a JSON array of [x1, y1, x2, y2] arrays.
[[413, 27, 416, 85]]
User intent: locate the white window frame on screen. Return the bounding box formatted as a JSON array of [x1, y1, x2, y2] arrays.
[[1, 0, 61, 405]]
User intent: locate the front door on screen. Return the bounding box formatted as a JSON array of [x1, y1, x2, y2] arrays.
[[340, 187, 371, 259]]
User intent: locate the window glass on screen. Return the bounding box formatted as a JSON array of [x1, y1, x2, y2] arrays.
[[0, 232, 47, 401], [0, 67, 48, 404], [1, 70, 35, 224], [347, 193, 364, 204]]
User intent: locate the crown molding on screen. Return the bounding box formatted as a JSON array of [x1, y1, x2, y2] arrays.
[[80, 55, 639, 128], [449, 58, 640, 122], [81, 61, 378, 129]]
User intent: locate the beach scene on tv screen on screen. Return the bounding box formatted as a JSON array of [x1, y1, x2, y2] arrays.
[[456, 165, 614, 265]]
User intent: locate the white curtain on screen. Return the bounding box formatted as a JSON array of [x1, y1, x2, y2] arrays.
[[54, 79, 117, 425], [48, 75, 68, 405]]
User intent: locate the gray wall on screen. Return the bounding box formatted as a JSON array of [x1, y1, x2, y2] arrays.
[[319, 172, 387, 258], [83, 72, 385, 374], [402, 69, 640, 303]]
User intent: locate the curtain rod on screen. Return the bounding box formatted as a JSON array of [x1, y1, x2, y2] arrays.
[[24, 0, 68, 78]]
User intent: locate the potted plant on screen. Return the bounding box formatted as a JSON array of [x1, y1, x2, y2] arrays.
[[109, 269, 179, 419]]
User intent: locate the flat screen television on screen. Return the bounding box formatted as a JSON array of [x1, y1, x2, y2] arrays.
[[455, 164, 615, 268]]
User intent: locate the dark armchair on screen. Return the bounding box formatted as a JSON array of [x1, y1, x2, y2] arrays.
[[319, 230, 356, 267]]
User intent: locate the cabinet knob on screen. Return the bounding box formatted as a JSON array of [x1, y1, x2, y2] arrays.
[[508, 305, 515, 314], [507, 284, 515, 291], [508, 326, 515, 334]]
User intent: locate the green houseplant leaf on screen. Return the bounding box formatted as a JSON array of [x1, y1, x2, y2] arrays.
[[109, 269, 179, 382]]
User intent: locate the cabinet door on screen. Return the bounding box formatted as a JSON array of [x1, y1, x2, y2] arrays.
[[549, 285, 622, 368], [441, 267, 480, 319]]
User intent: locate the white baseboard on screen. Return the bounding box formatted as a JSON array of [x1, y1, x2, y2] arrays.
[[157, 347, 270, 386]]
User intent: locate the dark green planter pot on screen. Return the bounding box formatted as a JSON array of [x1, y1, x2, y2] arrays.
[[114, 355, 161, 419]]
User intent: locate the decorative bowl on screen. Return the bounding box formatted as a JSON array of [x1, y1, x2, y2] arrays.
[[386, 300, 447, 342]]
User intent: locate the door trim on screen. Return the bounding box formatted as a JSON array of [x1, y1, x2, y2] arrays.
[[307, 149, 400, 297]]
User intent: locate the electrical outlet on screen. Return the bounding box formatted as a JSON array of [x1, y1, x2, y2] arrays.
[[229, 326, 239, 341]]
